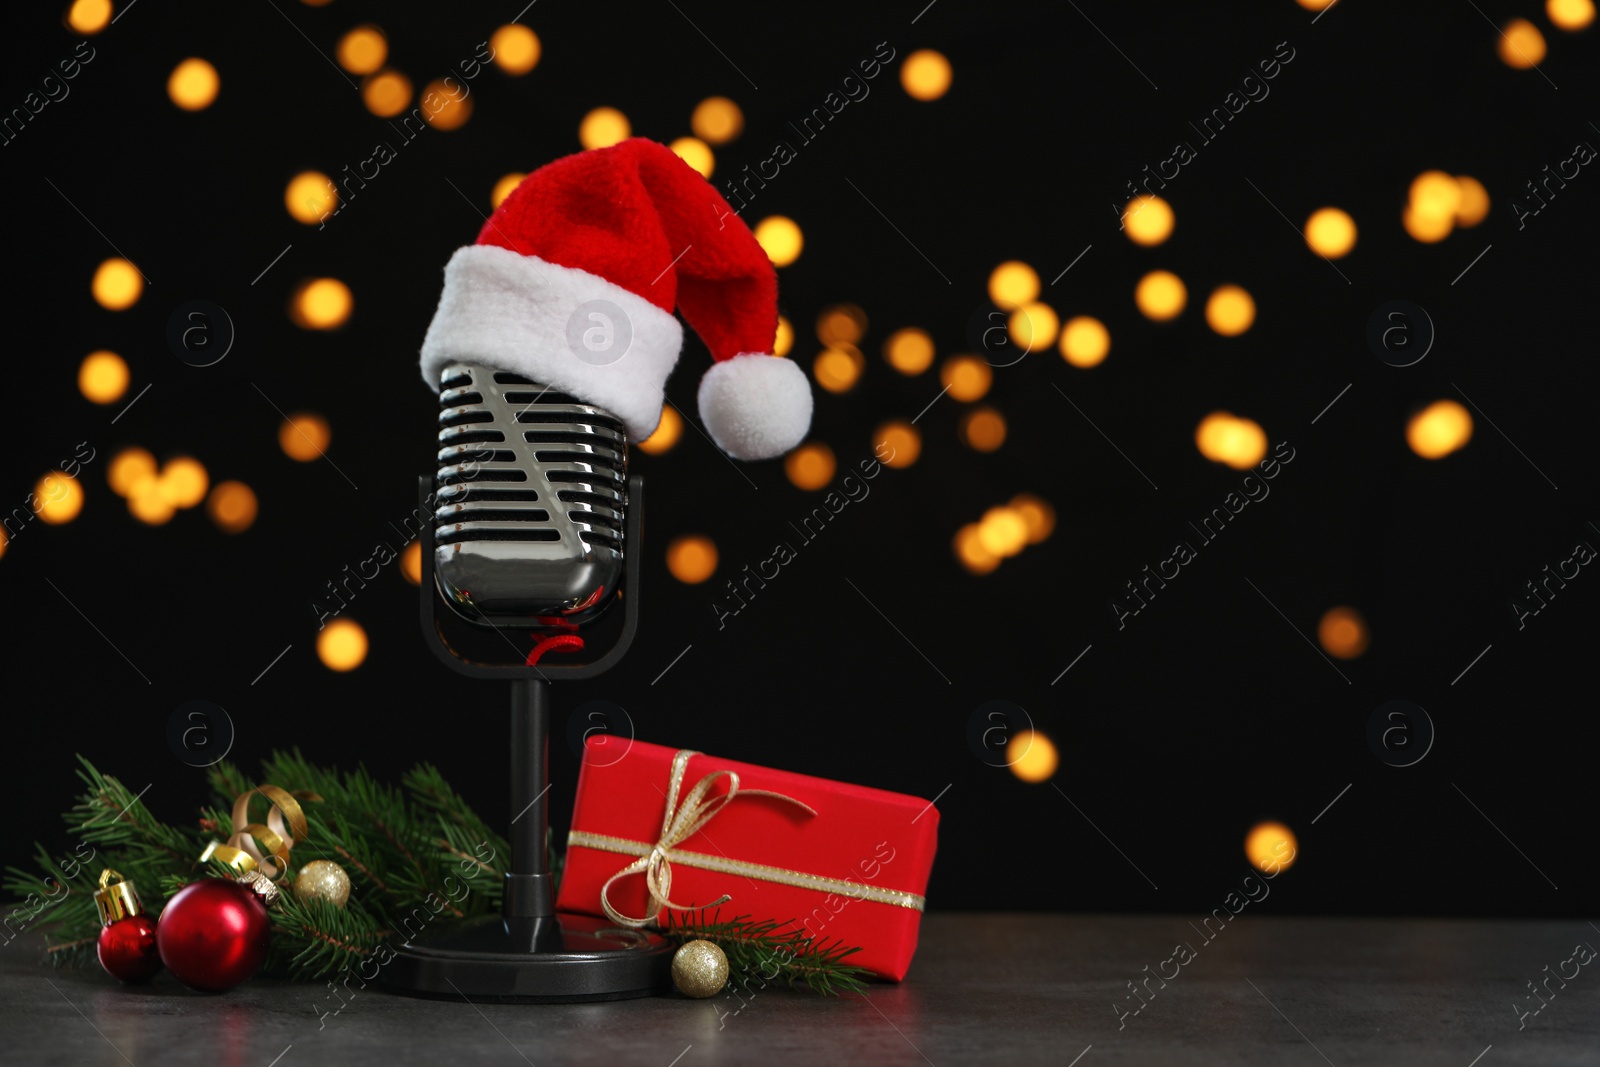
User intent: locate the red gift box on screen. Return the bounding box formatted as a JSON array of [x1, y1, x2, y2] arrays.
[[556, 739, 939, 981]]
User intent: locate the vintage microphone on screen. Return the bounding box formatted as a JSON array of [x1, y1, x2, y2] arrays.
[[384, 361, 673, 1002]]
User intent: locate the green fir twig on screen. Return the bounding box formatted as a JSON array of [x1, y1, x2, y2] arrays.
[[659, 908, 870, 995]]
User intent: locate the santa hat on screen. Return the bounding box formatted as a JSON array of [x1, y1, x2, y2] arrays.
[[420, 138, 811, 460]]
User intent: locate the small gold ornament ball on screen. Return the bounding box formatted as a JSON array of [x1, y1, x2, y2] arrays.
[[671, 939, 728, 998], [292, 860, 351, 908]]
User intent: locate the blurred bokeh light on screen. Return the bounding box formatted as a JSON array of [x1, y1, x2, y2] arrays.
[[318, 618, 368, 672], [1407, 400, 1473, 458], [1135, 270, 1186, 321], [901, 49, 952, 100], [785, 442, 837, 490], [666, 535, 718, 584], [78, 351, 129, 405], [1007, 729, 1059, 783], [1304, 208, 1357, 259], [636, 404, 683, 455], [1317, 606, 1370, 659]]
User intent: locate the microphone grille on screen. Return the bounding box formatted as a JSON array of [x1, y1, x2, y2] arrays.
[[433, 362, 627, 625]]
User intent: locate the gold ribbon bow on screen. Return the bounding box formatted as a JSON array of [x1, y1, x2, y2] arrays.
[[589, 750, 816, 928], [228, 784, 314, 881]]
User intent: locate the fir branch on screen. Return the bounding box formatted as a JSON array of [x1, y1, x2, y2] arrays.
[[659, 909, 871, 995], [10, 753, 513, 982]]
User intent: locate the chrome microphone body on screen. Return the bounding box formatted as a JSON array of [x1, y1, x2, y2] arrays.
[[433, 361, 627, 628]]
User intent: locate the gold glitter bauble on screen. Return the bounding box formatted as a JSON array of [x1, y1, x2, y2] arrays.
[[671, 939, 728, 998], [291, 860, 351, 908]]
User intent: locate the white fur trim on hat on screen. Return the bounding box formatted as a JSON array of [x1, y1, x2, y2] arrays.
[[420, 245, 684, 441], [697, 353, 813, 461]]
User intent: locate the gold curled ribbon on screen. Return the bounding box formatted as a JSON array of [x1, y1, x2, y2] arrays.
[[228, 784, 313, 881], [572, 750, 925, 927]]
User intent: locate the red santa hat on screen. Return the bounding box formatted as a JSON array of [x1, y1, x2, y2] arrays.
[[420, 138, 811, 460]]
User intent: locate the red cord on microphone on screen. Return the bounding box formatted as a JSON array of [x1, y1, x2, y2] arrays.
[[526, 633, 584, 666]]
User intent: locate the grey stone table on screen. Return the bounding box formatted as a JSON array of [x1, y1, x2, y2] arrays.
[[3, 915, 1596, 1065]]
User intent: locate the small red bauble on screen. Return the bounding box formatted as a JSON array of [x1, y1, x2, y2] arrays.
[[156, 878, 271, 993], [98, 913, 161, 981], [93, 869, 162, 983]]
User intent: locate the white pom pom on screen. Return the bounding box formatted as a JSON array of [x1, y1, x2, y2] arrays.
[[697, 354, 813, 460]]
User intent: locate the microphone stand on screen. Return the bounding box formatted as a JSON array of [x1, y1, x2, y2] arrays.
[[383, 474, 673, 1001]]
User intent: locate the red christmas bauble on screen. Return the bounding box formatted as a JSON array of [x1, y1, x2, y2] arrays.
[[156, 879, 271, 993], [97, 914, 161, 982]]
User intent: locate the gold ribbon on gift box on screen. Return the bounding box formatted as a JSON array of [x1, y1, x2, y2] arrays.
[[568, 749, 926, 928]]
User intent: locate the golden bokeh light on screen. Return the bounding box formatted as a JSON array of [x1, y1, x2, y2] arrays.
[[92, 258, 143, 310], [401, 540, 422, 585], [785, 442, 837, 490], [1060, 315, 1110, 368], [691, 96, 744, 144], [873, 421, 921, 469], [1317, 606, 1370, 660], [1009, 493, 1055, 544], [1195, 412, 1268, 470], [67, 0, 112, 35], [961, 407, 1007, 452], [636, 404, 683, 455], [285, 171, 337, 225], [1007, 301, 1059, 352], [1134, 270, 1186, 322], [422, 80, 472, 130], [1402, 202, 1453, 243], [128, 485, 174, 525], [773, 315, 794, 357], [666, 535, 718, 584], [291, 278, 353, 330], [816, 304, 867, 346], [491, 172, 526, 209], [1498, 19, 1548, 68], [108, 448, 157, 498], [168, 58, 219, 111], [884, 327, 935, 375], [754, 216, 803, 267], [1122, 194, 1175, 247], [78, 351, 129, 405], [988, 261, 1039, 311], [1304, 207, 1357, 259], [1454, 175, 1491, 227], [491, 24, 541, 74], [336, 26, 387, 75], [1245, 821, 1298, 874], [579, 106, 631, 150], [954, 523, 1000, 575], [813, 346, 864, 393], [901, 49, 953, 101], [1406, 399, 1473, 459], [978, 506, 1028, 558], [1548, 0, 1596, 30], [363, 70, 413, 118], [157, 457, 208, 509], [0, 526, 6, 560], [318, 618, 369, 672], [34, 473, 84, 525], [669, 136, 715, 178], [1205, 285, 1256, 337], [941, 355, 992, 402], [1007, 729, 1059, 784], [1410, 170, 1462, 219], [1295, 0, 1337, 8], [279, 413, 331, 462], [206, 481, 258, 534]]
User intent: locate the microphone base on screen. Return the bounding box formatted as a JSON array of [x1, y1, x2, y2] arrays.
[[381, 912, 674, 1002]]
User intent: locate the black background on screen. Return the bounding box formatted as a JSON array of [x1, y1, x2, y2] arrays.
[[2, 0, 1595, 918]]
